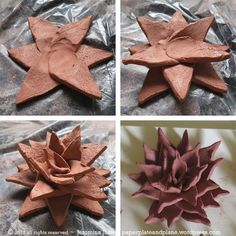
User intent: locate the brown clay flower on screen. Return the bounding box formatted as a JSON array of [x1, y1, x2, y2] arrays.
[[129, 128, 229, 227], [8, 16, 113, 104], [123, 11, 230, 105], [6, 125, 111, 227]]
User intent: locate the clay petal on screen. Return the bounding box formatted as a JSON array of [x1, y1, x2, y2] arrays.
[[76, 44, 113, 68], [8, 43, 41, 69], [181, 212, 211, 226], [136, 16, 173, 45], [163, 64, 193, 102], [49, 175, 75, 185], [48, 131, 65, 154], [62, 136, 81, 160], [193, 63, 228, 93], [199, 141, 221, 165], [169, 16, 214, 41], [181, 186, 198, 205], [80, 143, 107, 166], [17, 163, 29, 172], [29, 140, 46, 149], [129, 44, 150, 55], [166, 37, 230, 63], [145, 201, 164, 224], [181, 144, 200, 168], [172, 152, 187, 183], [16, 53, 59, 105], [85, 173, 111, 188], [60, 176, 107, 201], [170, 10, 188, 31], [61, 125, 81, 148], [202, 158, 224, 180], [46, 194, 73, 227], [177, 130, 192, 155], [28, 17, 58, 51], [72, 196, 104, 217], [132, 182, 160, 200], [30, 179, 64, 200], [128, 172, 147, 185], [201, 192, 220, 207], [138, 68, 169, 105], [6, 169, 37, 188], [143, 143, 157, 164], [19, 195, 47, 219], [54, 160, 93, 178], [197, 179, 219, 197], [49, 46, 102, 99], [211, 187, 229, 198], [94, 168, 110, 177], [58, 16, 93, 46], [123, 45, 178, 67]]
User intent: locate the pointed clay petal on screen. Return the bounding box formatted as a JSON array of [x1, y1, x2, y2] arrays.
[[181, 144, 200, 168], [72, 196, 104, 217], [163, 64, 194, 102], [47, 194, 73, 227], [137, 164, 162, 184], [94, 168, 110, 177], [138, 68, 169, 105], [58, 16, 93, 46], [28, 17, 58, 51], [85, 173, 111, 188], [19, 195, 47, 219], [128, 172, 147, 185], [48, 131, 65, 155], [54, 160, 93, 177], [181, 186, 198, 205], [49, 46, 102, 99], [166, 37, 230, 63], [8, 43, 41, 69], [30, 179, 64, 200], [62, 137, 81, 160], [16, 53, 59, 105], [170, 10, 188, 31], [201, 192, 220, 207], [158, 192, 182, 213], [177, 130, 192, 155], [211, 187, 229, 198], [129, 44, 150, 55], [199, 141, 221, 165], [143, 143, 157, 164], [132, 182, 160, 200], [60, 176, 107, 201], [76, 44, 113, 68], [61, 125, 80, 148], [6, 169, 37, 188], [49, 175, 75, 185], [193, 63, 227, 93], [197, 179, 219, 197], [80, 144, 107, 166], [169, 16, 214, 41], [145, 201, 164, 224], [202, 158, 224, 180], [172, 152, 187, 183], [123, 45, 178, 67], [17, 163, 29, 172], [181, 212, 211, 226], [136, 17, 173, 45], [161, 205, 183, 228]]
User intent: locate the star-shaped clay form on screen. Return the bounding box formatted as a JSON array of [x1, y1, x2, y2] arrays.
[[8, 16, 113, 105], [123, 11, 230, 105], [6, 125, 111, 227], [129, 128, 229, 227]]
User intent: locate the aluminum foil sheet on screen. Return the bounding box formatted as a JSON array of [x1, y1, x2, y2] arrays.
[[121, 0, 236, 115], [0, 0, 115, 115], [0, 121, 116, 235]]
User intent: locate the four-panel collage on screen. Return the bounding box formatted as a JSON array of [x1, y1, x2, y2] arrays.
[[0, 0, 236, 235]]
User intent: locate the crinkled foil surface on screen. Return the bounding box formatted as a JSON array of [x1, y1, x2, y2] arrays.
[[0, 121, 116, 235], [121, 0, 236, 115], [0, 0, 115, 115]]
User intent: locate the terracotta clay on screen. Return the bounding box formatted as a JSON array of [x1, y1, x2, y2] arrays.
[[129, 128, 229, 227], [8, 16, 113, 105], [123, 11, 230, 104], [6, 125, 111, 227]]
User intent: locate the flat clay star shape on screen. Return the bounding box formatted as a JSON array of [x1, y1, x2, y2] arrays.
[[123, 11, 230, 105], [6, 125, 111, 227], [8, 16, 113, 105]]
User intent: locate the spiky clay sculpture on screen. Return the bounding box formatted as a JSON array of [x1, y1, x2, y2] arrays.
[[129, 128, 229, 227], [6, 125, 111, 227]]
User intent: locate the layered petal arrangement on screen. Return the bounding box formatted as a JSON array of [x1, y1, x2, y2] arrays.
[[8, 16, 113, 105], [129, 128, 229, 227], [6, 125, 111, 227], [123, 11, 230, 105]]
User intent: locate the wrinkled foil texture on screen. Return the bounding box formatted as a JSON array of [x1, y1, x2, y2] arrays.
[[121, 0, 236, 115], [0, 0, 115, 115], [0, 121, 116, 235]]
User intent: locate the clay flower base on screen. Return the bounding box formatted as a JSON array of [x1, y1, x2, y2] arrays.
[[123, 11, 230, 105], [8, 16, 113, 105], [6, 125, 111, 227], [129, 128, 229, 227]]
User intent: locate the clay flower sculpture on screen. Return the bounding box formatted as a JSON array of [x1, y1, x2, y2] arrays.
[[123, 11, 230, 105], [129, 128, 229, 227], [6, 125, 111, 227], [8, 16, 113, 104]]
